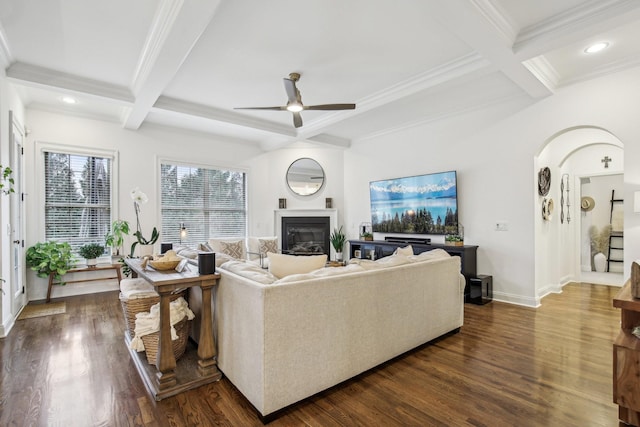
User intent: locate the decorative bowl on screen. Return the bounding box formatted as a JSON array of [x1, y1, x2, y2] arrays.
[[149, 259, 181, 270]]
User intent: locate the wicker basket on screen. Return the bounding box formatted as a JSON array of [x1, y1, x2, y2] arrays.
[[140, 316, 190, 366], [120, 289, 186, 339]]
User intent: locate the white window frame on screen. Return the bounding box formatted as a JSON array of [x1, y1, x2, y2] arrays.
[[157, 158, 248, 246], [35, 142, 119, 259]]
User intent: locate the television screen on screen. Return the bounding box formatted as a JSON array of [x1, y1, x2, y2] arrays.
[[369, 170, 458, 235]]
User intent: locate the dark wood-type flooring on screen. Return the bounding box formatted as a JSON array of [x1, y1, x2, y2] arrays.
[[0, 283, 624, 426]]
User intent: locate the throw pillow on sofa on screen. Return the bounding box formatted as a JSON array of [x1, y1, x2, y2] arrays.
[[267, 252, 327, 279], [220, 240, 245, 259], [393, 245, 414, 256]]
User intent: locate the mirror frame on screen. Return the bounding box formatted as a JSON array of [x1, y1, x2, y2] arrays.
[[286, 157, 325, 196]]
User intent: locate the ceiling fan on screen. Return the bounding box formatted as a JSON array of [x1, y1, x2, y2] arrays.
[[234, 72, 356, 128]]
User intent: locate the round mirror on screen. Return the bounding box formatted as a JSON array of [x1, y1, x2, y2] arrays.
[[286, 158, 325, 196]]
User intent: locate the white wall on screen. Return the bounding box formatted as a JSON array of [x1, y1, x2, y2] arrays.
[[344, 66, 640, 307]]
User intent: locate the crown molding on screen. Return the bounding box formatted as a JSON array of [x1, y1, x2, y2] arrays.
[[514, 0, 640, 59], [297, 53, 490, 138], [522, 56, 559, 93], [353, 92, 531, 144], [153, 95, 296, 137], [468, 0, 518, 45], [559, 55, 640, 87], [0, 22, 13, 69], [6, 62, 134, 103], [130, 0, 184, 95]]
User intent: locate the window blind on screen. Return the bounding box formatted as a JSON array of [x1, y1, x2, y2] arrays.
[[44, 151, 111, 255], [160, 163, 247, 246]]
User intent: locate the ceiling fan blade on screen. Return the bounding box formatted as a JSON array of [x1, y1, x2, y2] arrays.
[[234, 106, 287, 110], [303, 103, 356, 111], [292, 112, 303, 128], [283, 78, 300, 104]]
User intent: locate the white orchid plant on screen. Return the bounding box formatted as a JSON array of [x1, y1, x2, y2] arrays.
[[130, 187, 159, 256]]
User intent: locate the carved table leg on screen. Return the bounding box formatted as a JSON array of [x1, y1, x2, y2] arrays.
[[197, 280, 219, 376], [155, 289, 177, 390]]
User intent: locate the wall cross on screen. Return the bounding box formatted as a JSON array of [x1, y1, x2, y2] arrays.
[[601, 156, 612, 168]]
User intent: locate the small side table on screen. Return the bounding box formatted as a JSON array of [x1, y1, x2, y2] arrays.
[[47, 263, 122, 302], [466, 274, 493, 305]]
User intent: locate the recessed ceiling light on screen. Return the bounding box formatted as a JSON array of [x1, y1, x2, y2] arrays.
[[584, 42, 609, 54], [60, 96, 77, 104]]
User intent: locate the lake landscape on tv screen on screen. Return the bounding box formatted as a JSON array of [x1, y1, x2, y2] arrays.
[[369, 171, 458, 235]]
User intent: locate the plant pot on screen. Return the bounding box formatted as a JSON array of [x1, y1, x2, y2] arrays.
[[593, 252, 607, 272], [86, 258, 97, 267], [335, 252, 343, 262], [445, 241, 464, 247], [138, 244, 154, 258]]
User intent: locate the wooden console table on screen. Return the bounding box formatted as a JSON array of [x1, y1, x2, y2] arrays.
[[613, 281, 640, 426], [47, 263, 122, 303], [125, 258, 222, 400]]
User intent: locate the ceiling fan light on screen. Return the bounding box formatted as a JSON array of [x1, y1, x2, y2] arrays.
[[287, 103, 303, 112]]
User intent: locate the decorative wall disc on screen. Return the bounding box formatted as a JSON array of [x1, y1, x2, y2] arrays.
[[542, 197, 554, 221], [538, 167, 551, 196]]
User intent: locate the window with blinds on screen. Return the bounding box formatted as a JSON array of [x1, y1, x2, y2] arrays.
[[160, 163, 247, 246], [44, 151, 111, 255]]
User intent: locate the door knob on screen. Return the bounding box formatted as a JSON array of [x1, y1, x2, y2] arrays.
[[13, 240, 20, 244]]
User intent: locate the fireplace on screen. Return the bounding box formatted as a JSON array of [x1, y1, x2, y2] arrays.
[[281, 216, 330, 256]]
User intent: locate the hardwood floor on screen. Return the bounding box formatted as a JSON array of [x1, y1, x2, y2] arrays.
[[0, 283, 623, 426]]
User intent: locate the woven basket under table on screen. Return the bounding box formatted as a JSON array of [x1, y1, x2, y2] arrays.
[[140, 316, 190, 366], [120, 289, 186, 339]]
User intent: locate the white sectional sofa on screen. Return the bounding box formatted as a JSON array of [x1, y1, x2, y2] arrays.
[[188, 248, 465, 418]]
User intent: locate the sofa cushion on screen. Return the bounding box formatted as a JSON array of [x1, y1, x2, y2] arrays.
[[393, 245, 414, 256], [409, 248, 451, 262], [221, 260, 277, 284], [267, 252, 327, 279]]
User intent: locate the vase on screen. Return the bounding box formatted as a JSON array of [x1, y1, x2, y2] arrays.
[[139, 244, 154, 258], [86, 258, 97, 267], [593, 252, 607, 272]]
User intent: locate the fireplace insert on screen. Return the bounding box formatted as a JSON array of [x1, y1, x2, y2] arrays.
[[281, 216, 330, 256]]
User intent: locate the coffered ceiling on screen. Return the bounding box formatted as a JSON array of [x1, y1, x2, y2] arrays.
[[1, 0, 639, 150]]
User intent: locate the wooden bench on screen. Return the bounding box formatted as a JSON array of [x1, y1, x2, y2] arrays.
[[47, 264, 122, 303]]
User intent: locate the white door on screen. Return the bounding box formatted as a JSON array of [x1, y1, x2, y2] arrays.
[[9, 111, 25, 314]]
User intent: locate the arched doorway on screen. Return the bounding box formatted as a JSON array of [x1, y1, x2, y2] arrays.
[[534, 126, 624, 301]]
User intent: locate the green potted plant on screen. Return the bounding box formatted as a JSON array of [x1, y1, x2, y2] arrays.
[[78, 243, 105, 266], [105, 219, 130, 258], [26, 241, 75, 283], [445, 234, 463, 246], [361, 232, 373, 241], [330, 226, 346, 262]]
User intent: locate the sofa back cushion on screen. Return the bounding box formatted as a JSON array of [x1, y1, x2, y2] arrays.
[[221, 260, 277, 284], [267, 252, 327, 279]]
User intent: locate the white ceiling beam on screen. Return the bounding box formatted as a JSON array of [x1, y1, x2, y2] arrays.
[[122, 0, 222, 130], [426, 0, 553, 98]]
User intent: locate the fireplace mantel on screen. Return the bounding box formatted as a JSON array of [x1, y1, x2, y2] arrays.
[[274, 209, 338, 259]]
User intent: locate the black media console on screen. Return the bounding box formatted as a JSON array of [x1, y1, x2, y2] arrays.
[[347, 239, 479, 299]]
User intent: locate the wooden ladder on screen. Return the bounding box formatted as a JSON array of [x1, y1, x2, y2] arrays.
[[607, 189, 624, 272]]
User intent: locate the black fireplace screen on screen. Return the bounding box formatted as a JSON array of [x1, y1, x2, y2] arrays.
[[281, 216, 330, 256]]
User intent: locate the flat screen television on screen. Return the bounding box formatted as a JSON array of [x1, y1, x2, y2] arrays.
[[369, 170, 458, 235]]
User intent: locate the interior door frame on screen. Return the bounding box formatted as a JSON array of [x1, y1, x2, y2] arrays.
[[9, 110, 26, 315]]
